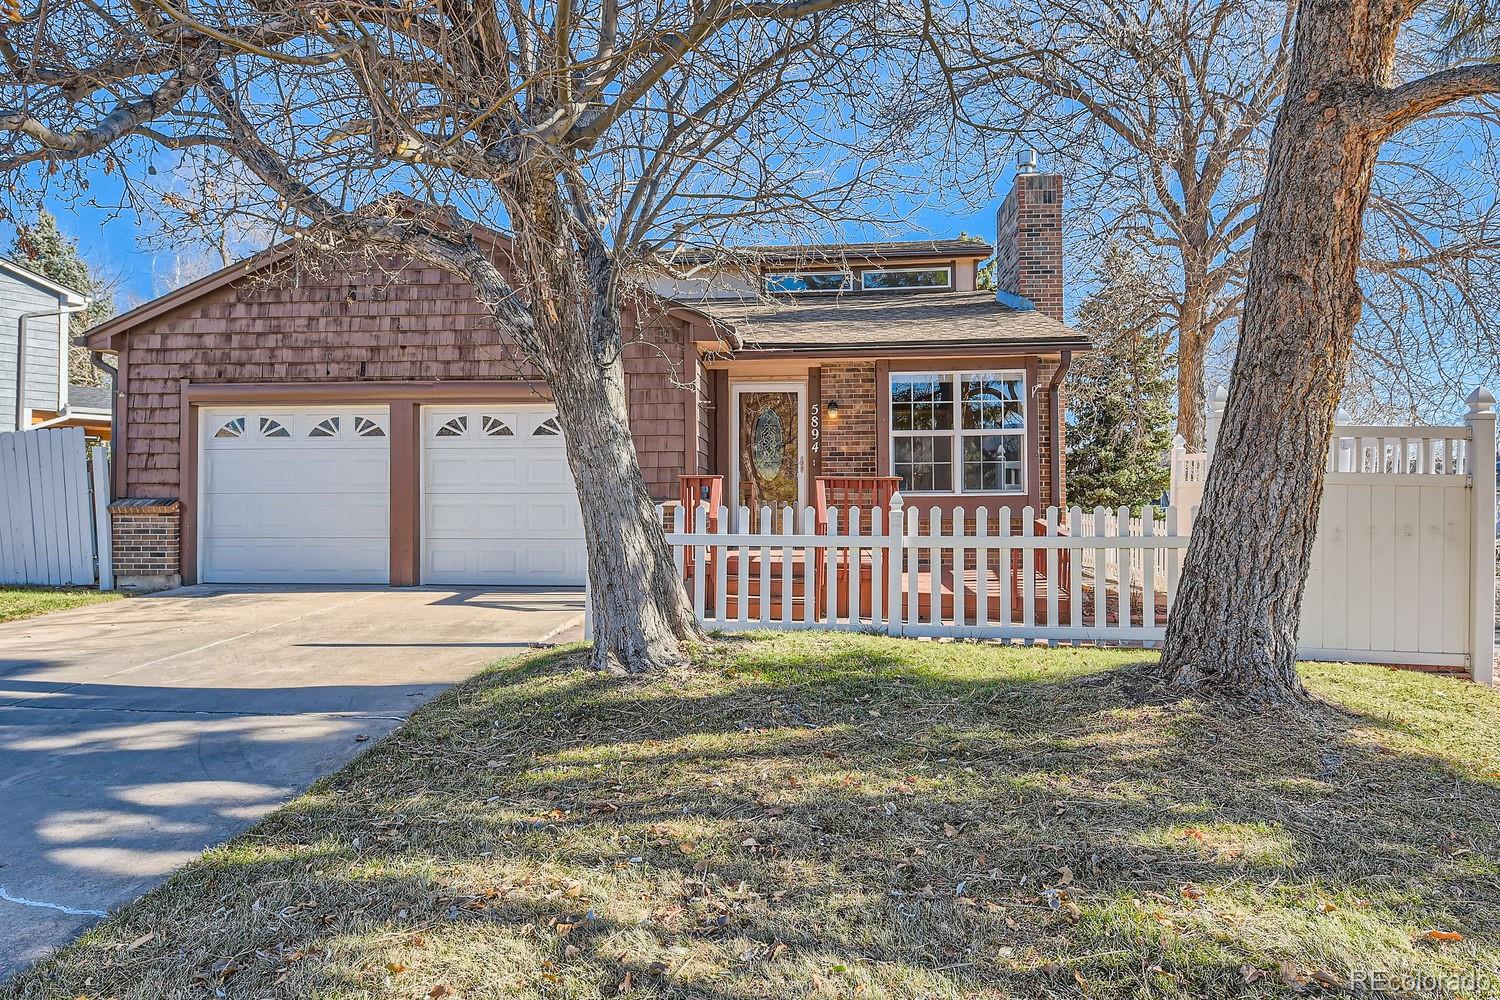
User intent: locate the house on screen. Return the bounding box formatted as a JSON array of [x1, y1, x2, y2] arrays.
[[0, 256, 108, 437], [84, 168, 1088, 592]]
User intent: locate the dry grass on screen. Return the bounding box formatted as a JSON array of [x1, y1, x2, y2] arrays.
[[0, 586, 119, 624], [9, 634, 1499, 999]]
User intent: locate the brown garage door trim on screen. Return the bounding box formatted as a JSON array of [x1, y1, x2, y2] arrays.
[[179, 381, 551, 586]]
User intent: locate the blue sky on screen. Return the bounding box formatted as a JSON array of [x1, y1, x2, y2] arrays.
[[3, 164, 1012, 312]]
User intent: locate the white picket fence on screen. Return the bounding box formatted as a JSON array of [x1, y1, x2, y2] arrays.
[[1077, 508, 1172, 594], [642, 499, 1189, 645], [0, 427, 112, 588]]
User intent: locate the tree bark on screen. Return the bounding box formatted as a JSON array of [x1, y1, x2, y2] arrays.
[[1160, 0, 1403, 703], [492, 174, 703, 674], [547, 298, 704, 674], [1175, 274, 1209, 450]]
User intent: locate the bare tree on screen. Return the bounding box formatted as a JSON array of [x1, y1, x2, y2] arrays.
[[904, 0, 1499, 445], [1160, 0, 1500, 702], [0, 0, 919, 671]]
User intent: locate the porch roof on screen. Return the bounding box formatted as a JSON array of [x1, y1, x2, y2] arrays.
[[676, 291, 1090, 354]]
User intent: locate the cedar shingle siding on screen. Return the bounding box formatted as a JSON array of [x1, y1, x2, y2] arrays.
[[119, 259, 698, 500]]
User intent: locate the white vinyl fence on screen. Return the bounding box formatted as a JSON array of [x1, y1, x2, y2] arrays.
[[1171, 387, 1497, 683], [0, 427, 112, 588]]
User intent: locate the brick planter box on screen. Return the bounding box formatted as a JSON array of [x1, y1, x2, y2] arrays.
[[109, 498, 182, 593]]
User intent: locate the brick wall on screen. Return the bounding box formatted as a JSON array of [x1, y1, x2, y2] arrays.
[[119, 257, 695, 501], [1037, 357, 1065, 507], [994, 173, 1064, 321], [818, 361, 879, 477], [109, 498, 181, 592]]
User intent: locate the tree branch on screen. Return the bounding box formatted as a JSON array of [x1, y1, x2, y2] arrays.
[[1377, 63, 1500, 137]]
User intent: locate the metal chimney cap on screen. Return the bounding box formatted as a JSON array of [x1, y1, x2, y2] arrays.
[[1016, 149, 1039, 173]]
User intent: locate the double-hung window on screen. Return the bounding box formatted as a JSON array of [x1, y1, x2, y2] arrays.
[[889, 371, 1026, 493]]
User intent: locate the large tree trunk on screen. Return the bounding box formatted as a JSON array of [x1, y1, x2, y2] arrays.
[[549, 308, 704, 674], [472, 172, 704, 674], [1160, 0, 1399, 703]]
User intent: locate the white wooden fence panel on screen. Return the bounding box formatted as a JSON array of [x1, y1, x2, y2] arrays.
[[0, 427, 101, 586]]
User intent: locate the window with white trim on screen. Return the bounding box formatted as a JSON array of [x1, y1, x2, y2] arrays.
[[861, 266, 951, 291], [889, 371, 1025, 493]]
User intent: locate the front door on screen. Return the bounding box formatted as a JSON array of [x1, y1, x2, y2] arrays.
[[736, 388, 802, 511]]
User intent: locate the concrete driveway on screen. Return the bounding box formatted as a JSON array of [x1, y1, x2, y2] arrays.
[[0, 585, 584, 978]]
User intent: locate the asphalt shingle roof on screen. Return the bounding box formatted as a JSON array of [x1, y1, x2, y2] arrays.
[[667, 238, 994, 265], [680, 291, 1088, 351], [67, 384, 112, 411]]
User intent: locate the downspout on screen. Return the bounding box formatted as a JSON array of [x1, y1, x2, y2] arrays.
[[1048, 350, 1073, 507], [91, 350, 118, 437], [14, 300, 91, 430]]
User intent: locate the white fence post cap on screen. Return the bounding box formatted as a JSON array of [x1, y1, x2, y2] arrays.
[[1465, 387, 1496, 414]]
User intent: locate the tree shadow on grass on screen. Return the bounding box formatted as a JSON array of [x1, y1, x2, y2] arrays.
[[9, 636, 1499, 999]]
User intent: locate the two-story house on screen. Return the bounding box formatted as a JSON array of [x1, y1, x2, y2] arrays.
[[1, 256, 109, 437], [84, 168, 1087, 591]]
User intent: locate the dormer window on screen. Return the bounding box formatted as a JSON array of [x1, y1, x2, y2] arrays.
[[861, 266, 952, 291], [765, 270, 852, 294]]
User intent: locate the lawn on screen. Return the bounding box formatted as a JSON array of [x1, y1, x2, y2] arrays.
[[0, 586, 119, 624], [9, 635, 1498, 999]]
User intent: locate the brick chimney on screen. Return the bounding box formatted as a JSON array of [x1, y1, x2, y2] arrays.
[[994, 153, 1064, 321]]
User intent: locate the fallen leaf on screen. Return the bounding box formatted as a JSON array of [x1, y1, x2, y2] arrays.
[[616, 971, 634, 993], [1179, 828, 1207, 843], [126, 932, 155, 951], [428, 985, 454, 999], [1422, 929, 1464, 943], [385, 962, 407, 974], [1310, 969, 1343, 987]]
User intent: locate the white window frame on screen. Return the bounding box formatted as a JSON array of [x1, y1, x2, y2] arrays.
[[887, 369, 1028, 495], [860, 265, 953, 292], [764, 270, 852, 294]]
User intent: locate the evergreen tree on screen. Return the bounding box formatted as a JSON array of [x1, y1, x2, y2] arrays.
[[1065, 246, 1176, 509], [8, 212, 114, 387]]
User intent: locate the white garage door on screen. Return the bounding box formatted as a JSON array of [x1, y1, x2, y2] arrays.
[[422, 405, 587, 585], [199, 407, 391, 584]]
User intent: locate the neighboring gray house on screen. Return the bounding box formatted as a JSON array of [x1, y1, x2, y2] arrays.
[[0, 256, 101, 435]]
